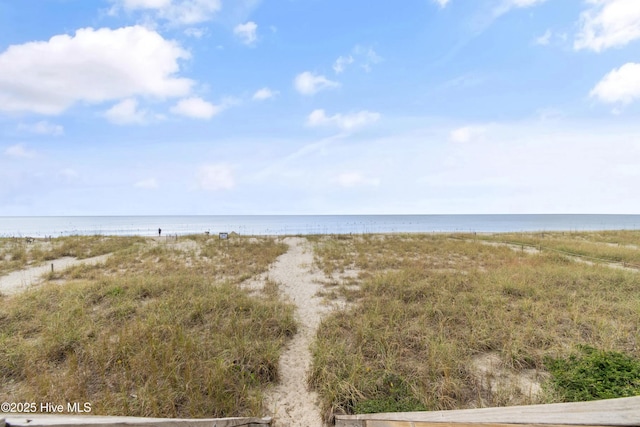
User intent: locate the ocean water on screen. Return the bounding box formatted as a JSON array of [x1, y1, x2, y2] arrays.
[[1, 215, 639, 237]]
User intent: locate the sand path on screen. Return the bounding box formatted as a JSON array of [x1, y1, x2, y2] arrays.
[[0, 254, 110, 296], [263, 237, 329, 427]]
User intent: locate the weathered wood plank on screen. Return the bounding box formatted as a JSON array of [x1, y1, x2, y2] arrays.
[[335, 396, 640, 426], [5, 415, 271, 427], [364, 423, 619, 427]]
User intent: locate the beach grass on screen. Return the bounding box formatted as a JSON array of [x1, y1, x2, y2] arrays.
[[0, 235, 147, 276], [0, 235, 296, 418], [477, 231, 640, 266], [309, 233, 640, 422], [2, 231, 640, 422]]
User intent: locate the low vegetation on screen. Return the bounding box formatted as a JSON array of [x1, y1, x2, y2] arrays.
[[309, 233, 640, 422], [2, 231, 640, 422], [0, 235, 295, 418], [478, 231, 640, 266], [545, 345, 640, 402], [0, 235, 146, 275]]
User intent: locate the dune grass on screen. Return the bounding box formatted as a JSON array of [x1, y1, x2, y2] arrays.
[[309, 233, 640, 422], [478, 230, 640, 266], [0, 235, 295, 418], [0, 235, 147, 276]]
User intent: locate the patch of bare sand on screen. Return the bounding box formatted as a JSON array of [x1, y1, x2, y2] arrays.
[[261, 237, 331, 427], [472, 352, 548, 406], [0, 254, 110, 296]]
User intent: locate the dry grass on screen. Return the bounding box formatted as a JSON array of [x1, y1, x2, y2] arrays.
[[478, 231, 640, 266], [0, 235, 295, 418], [0, 235, 147, 276], [309, 233, 640, 422]]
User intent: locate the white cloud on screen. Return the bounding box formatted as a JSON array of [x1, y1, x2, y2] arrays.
[[0, 26, 192, 115], [105, 98, 149, 125], [494, 0, 548, 17], [234, 21, 258, 45], [510, 0, 546, 5], [449, 126, 487, 143], [17, 121, 64, 136], [253, 87, 278, 100], [353, 45, 382, 72], [5, 143, 35, 159], [590, 62, 640, 105], [294, 72, 339, 95], [135, 178, 159, 189], [121, 0, 172, 8], [170, 97, 221, 119], [333, 55, 354, 74], [535, 29, 552, 45], [307, 109, 380, 131], [333, 46, 382, 75], [574, 0, 640, 52], [197, 164, 234, 191], [112, 0, 222, 25], [336, 172, 380, 188], [433, 0, 450, 8], [184, 27, 206, 38]]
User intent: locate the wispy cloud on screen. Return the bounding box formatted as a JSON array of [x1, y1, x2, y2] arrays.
[[294, 72, 339, 95], [252, 87, 279, 100], [105, 98, 149, 125], [333, 55, 354, 74], [17, 121, 64, 136], [110, 0, 222, 26], [534, 29, 552, 45], [5, 143, 36, 159], [307, 109, 380, 131], [234, 21, 258, 45], [332, 46, 382, 75], [170, 97, 221, 119]]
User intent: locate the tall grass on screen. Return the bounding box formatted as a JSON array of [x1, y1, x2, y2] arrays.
[[0, 235, 295, 418], [309, 234, 640, 422]]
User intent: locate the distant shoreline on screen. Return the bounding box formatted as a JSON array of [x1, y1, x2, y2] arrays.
[[1, 214, 640, 237]]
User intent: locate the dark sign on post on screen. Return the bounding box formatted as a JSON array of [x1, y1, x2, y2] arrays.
[[219, 232, 228, 240]]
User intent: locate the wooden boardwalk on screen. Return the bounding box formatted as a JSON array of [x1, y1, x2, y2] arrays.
[[1, 415, 271, 427], [3, 396, 640, 427], [335, 396, 640, 427]]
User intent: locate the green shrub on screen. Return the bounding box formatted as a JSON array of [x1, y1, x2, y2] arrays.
[[545, 345, 640, 401]]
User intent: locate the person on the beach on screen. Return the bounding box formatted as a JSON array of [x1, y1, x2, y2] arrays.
[[158, 228, 162, 236]]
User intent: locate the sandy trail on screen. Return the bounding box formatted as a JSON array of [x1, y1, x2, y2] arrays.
[[0, 254, 110, 296], [263, 237, 329, 427]]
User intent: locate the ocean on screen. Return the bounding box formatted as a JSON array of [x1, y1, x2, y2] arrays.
[[1, 215, 639, 237]]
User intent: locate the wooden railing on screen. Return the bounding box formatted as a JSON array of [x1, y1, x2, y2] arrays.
[[335, 396, 640, 427], [2, 415, 271, 427]]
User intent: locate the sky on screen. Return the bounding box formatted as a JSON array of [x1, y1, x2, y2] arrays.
[[1, 0, 639, 215]]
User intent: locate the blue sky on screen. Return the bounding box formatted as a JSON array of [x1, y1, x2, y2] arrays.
[[1, 0, 639, 215]]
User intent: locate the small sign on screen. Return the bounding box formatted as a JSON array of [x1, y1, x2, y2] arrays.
[[219, 232, 228, 240]]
